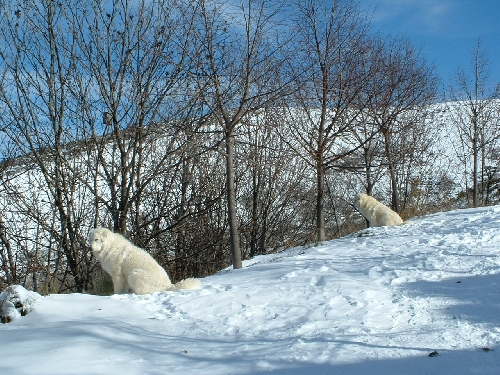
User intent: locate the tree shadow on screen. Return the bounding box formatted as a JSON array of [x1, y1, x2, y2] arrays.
[[258, 346, 499, 375], [403, 272, 500, 326]]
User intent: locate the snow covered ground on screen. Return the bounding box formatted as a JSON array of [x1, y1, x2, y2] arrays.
[[1, 206, 500, 374]]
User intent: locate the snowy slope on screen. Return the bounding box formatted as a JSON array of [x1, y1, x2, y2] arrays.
[[1, 206, 500, 374]]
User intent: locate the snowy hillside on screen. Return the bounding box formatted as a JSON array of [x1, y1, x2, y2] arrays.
[[1, 206, 500, 374]]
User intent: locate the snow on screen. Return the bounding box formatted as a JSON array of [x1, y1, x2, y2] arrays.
[[0, 285, 41, 323], [1, 206, 500, 374]]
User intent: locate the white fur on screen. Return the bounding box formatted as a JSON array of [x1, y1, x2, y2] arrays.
[[89, 228, 201, 295], [353, 193, 404, 227]]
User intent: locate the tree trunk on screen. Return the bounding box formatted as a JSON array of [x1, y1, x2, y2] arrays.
[[316, 160, 326, 242], [0, 215, 16, 285], [250, 164, 259, 258], [225, 132, 242, 269], [382, 128, 400, 213], [472, 113, 478, 207]]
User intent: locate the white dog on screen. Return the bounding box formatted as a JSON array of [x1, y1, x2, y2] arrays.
[[89, 228, 201, 295], [353, 193, 404, 227]]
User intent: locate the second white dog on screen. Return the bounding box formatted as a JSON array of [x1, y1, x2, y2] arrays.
[[89, 228, 202, 295], [354, 193, 404, 227]]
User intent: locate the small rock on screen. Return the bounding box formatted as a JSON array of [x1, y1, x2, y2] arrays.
[[428, 351, 439, 357]]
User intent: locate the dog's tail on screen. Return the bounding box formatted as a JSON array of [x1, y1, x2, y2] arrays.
[[169, 278, 202, 291]]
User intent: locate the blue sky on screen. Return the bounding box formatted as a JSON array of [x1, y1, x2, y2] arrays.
[[360, 0, 500, 92]]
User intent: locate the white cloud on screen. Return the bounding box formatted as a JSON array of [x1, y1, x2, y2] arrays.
[[367, 0, 455, 33]]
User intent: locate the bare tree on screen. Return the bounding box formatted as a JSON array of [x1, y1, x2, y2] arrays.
[[238, 108, 311, 257], [284, 0, 371, 241], [360, 36, 438, 212], [0, 0, 210, 291], [68, 0, 201, 234], [190, 0, 291, 268], [448, 39, 500, 207], [0, 0, 95, 292]]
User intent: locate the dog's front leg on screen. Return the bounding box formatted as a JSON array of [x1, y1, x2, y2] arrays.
[[112, 275, 129, 294]]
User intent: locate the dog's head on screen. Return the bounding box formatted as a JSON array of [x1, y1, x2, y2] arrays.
[[88, 227, 112, 256], [353, 193, 365, 209]]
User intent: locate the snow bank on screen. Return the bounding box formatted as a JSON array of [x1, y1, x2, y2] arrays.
[[0, 285, 41, 323], [0, 206, 499, 374]]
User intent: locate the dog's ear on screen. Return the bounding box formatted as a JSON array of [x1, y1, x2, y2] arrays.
[[95, 228, 110, 241], [89, 227, 107, 243]]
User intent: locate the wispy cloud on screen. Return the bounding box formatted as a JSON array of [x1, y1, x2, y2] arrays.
[[368, 0, 456, 34], [361, 0, 500, 85]]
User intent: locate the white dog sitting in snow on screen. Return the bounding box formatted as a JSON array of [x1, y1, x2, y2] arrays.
[[89, 228, 201, 295], [353, 193, 404, 227]]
